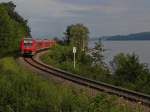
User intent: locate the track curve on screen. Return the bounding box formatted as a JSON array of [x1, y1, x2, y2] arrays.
[[24, 51, 150, 107]]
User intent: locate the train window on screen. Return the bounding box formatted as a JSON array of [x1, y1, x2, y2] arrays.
[[24, 41, 32, 48]]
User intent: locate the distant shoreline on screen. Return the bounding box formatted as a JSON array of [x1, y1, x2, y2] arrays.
[[103, 39, 150, 41], [90, 39, 150, 41], [90, 31, 150, 41]]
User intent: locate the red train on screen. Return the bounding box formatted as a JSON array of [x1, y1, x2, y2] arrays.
[[20, 38, 55, 56]]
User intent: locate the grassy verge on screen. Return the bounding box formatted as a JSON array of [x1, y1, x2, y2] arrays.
[[41, 45, 113, 83], [0, 57, 142, 112], [41, 44, 150, 95]]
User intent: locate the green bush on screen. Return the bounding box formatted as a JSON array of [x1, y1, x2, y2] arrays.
[[113, 53, 150, 94], [0, 57, 138, 112], [42, 44, 150, 95], [42, 44, 110, 82], [0, 2, 30, 57]]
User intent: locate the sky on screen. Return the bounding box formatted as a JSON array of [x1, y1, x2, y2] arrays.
[[0, 0, 150, 38]]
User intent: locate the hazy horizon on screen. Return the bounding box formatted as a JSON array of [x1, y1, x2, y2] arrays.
[[1, 0, 150, 38]]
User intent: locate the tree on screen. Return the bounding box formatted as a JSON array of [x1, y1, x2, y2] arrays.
[[0, 2, 31, 57], [112, 53, 150, 84], [64, 24, 89, 52], [91, 39, 105, 66]]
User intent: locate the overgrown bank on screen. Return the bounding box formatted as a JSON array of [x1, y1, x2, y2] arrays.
[[41, 24, 150, 95], [0, 57, 141, 112]]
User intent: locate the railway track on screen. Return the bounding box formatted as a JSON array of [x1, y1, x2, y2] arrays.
[[24, 52, 150, 107]]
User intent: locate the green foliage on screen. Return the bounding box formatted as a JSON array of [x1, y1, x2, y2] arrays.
[[47, 44, 73, 63], [0, 57, 137, 112], [42, 44, 111, 84], [89, 95, 119, 112], [42, 42, 150, 95], [113, 53, 148, 82], [0, 2, 30, 57], [91, 39, 105, 66], [78, 52, 93, 66], [62, 23, 93, 65], [0, 2, 146, 112], [64, 24, 89, 52], [112, 53, 150, 93]]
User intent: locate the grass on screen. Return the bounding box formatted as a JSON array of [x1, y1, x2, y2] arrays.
[[0, 57, 144, 112], [41, 44, 150, 96], [41, 48, 113, 84]]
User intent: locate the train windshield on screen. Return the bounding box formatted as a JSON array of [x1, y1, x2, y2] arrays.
[[24, 40, 32, 48]]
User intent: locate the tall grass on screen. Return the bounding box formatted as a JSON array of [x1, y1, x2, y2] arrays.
[[0, 57, 142, 112]]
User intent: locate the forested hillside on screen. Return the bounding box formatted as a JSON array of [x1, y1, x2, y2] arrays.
[[100, 32, 150, 41], [0, 2, 30, 57]]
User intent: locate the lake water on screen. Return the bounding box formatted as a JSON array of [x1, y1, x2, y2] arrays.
[[89, 41, 150, 68]]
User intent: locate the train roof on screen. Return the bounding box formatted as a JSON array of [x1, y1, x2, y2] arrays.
[[24, 38, 33, 40], [22, 38, 54, 42], [35, 39, 54, 42]]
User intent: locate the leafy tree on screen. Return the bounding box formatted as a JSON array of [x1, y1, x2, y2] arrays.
[[64, 24, 89, 52], [0, 2, 30, 57], [91, 39, 105, 66], [79, 52, 93, 65], [112, 53, 150, 86]]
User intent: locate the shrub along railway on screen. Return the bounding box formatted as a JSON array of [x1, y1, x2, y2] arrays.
[[24, 50, 150, 107]]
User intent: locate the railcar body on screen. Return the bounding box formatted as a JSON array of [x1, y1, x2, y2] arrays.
[[21, 38, 36, 56], [21, 38, 55, 56]]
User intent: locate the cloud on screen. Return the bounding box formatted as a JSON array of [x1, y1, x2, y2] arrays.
[[1, 0, 150, 37]]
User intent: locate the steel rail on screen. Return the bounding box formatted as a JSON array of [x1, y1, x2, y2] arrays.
[[24, 51, 150, 107]]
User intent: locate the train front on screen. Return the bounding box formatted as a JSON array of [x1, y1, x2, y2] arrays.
[[20, 38, 36, 56]]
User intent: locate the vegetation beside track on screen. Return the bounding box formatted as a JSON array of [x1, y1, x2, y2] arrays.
[[0, 2, 30, 57], [41, 44, 112, 83], [0, 57, 141, 112], [0, 1, 148, 111], [42, 24, 150, 95]]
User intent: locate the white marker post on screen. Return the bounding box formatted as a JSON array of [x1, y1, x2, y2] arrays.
[[73, 47, 77, 69]]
